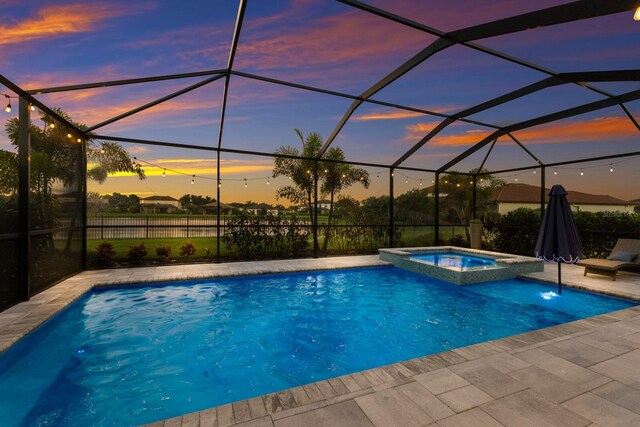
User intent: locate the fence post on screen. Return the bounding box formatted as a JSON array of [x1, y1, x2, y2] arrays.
[[313, 161, 319, 258], [434, 172, 440, 246], [18, 97, 31, 301], [389, 168, 394, 248]]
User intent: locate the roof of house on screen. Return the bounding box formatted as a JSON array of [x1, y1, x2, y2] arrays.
[[141, 195, 179, 202], [489, 183, 631, 206]]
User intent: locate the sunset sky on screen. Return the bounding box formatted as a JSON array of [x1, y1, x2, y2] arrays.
[[1, 0, 640, 203]]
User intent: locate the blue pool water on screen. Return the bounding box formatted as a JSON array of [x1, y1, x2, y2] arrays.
[[0, 266, 635, 426], [411, 252, 496, 270]]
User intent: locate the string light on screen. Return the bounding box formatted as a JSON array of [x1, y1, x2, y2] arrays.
[[456, 183, 460, 187], [533, 169, 537, 174], [514, 175, 518, 182], [360, 176, 364, 181], [324, 169, 328, 173], [244, 178, 247, 188], [29, 104, 35, 112], [610, 164, 614, 172], [342, 174, 346, 178], [580, 168, 584, 176], [288, 176, 292, 180], [554, 168, 558, 175], [77, 138, 82, 143], [2, 94, 11, 113], [67, 133, 72, 139], [419, 179, 423, 186], [49, 123, 55, 129], [162, 169, 166, 177], [405, 178, 409, 184], [100, 147, 105, 154], [267, 179, 270, 185], [191, 175, 195, 184], [634, 6, 640, 20], [432, 179, 435, 184]]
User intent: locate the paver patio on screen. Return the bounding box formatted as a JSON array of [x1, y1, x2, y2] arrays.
[[1, 256, 640, 426]]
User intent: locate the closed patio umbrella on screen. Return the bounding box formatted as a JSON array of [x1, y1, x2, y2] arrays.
[[534, 185, 583, 294]]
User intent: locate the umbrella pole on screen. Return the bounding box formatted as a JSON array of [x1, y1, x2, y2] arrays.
[[557, 262, 562, 294]]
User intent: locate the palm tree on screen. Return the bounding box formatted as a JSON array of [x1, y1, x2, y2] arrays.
[[273, 129, 369, 254], [3, 107, 144, 250], [319, 146, 369, 253]]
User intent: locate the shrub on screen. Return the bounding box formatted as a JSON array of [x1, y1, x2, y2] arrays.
[[155, 245, 172, 262], [222, 212, 311, 259], [94, 242, 116, 267], [447, 234, 469, 247], [180, 241, 197, 257], [127, 243, 148, 264]]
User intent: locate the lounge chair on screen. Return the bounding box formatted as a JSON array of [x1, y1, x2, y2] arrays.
[[579, 238, 640, 281]]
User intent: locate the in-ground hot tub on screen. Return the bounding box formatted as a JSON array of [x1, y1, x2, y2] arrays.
[[379, 246, 544, 285]]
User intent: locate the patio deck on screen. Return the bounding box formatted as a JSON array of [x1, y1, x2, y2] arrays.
[[1, 257, 640, 426]]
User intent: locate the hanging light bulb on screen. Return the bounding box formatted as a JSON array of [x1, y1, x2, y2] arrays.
[[288, 176, 292, 180], [49, 123, 55, 129], [444, 180, 448, 184], [100, 147, 105, 154], [5, 101, 11, 113], [67, 133, 72, 139], [267, 179, 270, 185], [432, 179, 435, 184], [306, 169, 311, 175], [77, 138, 82, 143], [554, 168, 558, 175], [405, 178, 409, 184], [359, 176, 364, 181], [30, 104, 35, 112], [609, 164, 614, 172], [580, 169, 584, 176], [419, 179, 423, 186], [514, 175, 518, 182], [479, 178, 484, 182], [162, 169, 166, 177], [533, 169, 537, 174], [324, 169, 328, 173], [244, 178, 247, 188], [342, 174, 346, 178], [191, 175, 195, 184], [391, 172, 394, 177], [456, 183, 460, 187], [218, 182, 222, 188], [634, 6, 640, 20]]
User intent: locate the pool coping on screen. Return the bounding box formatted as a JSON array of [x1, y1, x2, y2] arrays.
[[1, 255, 640, 426]]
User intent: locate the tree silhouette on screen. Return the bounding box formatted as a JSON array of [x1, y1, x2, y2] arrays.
[[273, 129, 368, 254]]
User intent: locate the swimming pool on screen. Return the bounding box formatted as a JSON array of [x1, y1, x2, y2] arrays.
[[410, 252, 496, 270], [0, 266, 635, 426]]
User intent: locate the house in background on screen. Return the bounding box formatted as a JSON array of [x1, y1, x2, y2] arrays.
[[140, 196, 181, 214], [487, 183, 636, 215]]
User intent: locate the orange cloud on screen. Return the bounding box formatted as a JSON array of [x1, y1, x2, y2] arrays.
[[513, 116, 639, 145], [402, 116, 639, 148], [0, 3, 151, 45]]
